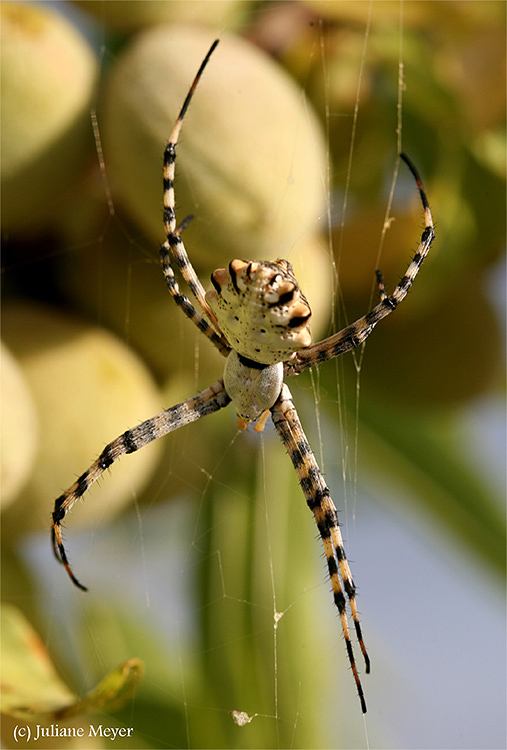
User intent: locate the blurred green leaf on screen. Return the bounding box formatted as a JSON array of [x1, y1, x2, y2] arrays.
[[1, 604, 144, 721], [360, 402, 505, 578]]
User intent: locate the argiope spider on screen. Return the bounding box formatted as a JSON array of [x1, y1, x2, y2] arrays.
[[51, 39, 435, 714]]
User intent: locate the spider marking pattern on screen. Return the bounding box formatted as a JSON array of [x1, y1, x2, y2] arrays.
[[51, 39, 435, 714]]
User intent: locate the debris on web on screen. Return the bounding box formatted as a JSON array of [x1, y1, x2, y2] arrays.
[[230, 710, 255, 727]]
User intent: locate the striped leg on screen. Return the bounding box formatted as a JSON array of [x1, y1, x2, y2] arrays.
[[160, 242, 230, 357], [271, 384, 370, 713], [161, 39, 230, 356], [286, 152, 435, 376], [51, 380, 231, 591]]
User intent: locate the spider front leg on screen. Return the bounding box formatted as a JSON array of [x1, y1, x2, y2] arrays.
[[286, 152, 435, 376], [52, 380, 231, 590], [271, 384, 369, 714], [160, 38, 230, 358]]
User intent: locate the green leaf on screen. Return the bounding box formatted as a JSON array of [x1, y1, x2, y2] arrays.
[[360, 401, 506, 578], [1, 604, 144, 721]]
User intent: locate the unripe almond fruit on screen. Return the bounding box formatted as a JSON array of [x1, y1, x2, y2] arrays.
[[1, 2, 98, 234], [78, 0, 249, 33], [1, 304, 163, 536], [1, 343, 38, 509], [101, 26, 327, 270]]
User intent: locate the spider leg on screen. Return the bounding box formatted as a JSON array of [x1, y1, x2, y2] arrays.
[[271, 383, 369, 713], [51, 379, 231, 590], [161, 39, 230, 356], [286, 152, 435, 376], [160, 243, 231, 357]]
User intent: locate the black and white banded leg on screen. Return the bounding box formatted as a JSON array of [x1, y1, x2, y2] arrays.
[[285, 153, 435, 377], [52, 381, 230, 590], [271, 384, 370, 713], [159, 39, 230, 357]]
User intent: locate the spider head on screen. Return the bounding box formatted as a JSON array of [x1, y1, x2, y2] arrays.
[[205, 259, 312, 365]]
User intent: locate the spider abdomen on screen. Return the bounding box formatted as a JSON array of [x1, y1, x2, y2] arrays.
[[223, 350, 283, 428], [205, 259, 312, 365]]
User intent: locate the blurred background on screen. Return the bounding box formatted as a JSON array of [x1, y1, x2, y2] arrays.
[[1, 2, 505, 749]]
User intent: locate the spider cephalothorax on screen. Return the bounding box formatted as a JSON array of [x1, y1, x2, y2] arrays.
[[51, 39, 434, 714], [206, 258, 312, 365]]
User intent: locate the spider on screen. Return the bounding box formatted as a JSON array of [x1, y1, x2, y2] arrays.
[[51, 39, 435, 714]]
